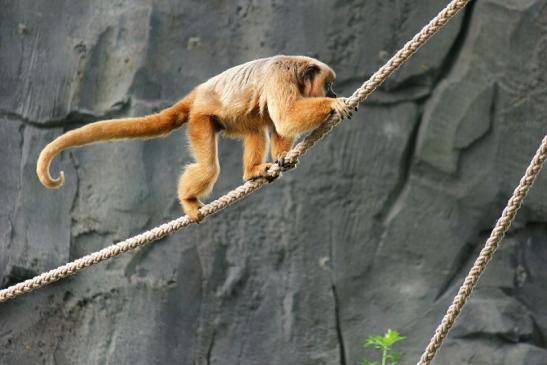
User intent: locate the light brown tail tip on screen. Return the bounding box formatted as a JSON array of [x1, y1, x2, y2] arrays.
[[37, 166, 65, 189]]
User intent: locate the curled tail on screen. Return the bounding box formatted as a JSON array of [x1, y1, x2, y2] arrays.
[[37, 95, 193, 188]]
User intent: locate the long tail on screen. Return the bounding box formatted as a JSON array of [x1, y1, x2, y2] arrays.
[[37, 95, 193, 188]]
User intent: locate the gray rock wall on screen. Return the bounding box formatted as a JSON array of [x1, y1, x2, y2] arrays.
[[1, 0, 546, 364]]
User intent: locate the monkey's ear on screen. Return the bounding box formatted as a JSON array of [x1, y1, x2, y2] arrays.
[[297, 64, 320, 94], [303, 64, 320, 80]]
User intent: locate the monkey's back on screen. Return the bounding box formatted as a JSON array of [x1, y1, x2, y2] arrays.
[[193, 57, 274, 130], [191, 55, 326, 133]]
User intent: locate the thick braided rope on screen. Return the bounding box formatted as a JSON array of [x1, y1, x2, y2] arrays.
[[0, 180, 267, 302], [0, 0, 470, 303], [280, 0, 470, 166], [417, 135, 547, 365]]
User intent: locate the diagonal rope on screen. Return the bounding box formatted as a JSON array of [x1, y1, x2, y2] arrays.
[[417, 135, 547, 365], [0, 0, 470, 305]]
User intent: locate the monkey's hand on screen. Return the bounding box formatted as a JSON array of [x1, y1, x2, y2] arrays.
[[243, 163, 276, 182], [330, 97, 353, 120]]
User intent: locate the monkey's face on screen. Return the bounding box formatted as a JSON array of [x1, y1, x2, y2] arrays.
[[300, 63, 337, 98], [325, 80, 336, 98]]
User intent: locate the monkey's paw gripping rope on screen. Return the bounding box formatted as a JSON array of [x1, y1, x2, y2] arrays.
[[263, 152, 299, 182], [6, 1, 538, 364]]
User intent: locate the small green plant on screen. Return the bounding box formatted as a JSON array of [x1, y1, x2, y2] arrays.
[[362, 329, 406, 365]]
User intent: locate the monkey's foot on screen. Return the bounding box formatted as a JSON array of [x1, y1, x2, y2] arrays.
[[181, 198, 204, 222], [243, 163, 275, 182], [331, 97, 353, 120]]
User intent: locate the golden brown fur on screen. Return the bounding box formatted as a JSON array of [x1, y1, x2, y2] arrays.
[[37, 55, 351, 221]]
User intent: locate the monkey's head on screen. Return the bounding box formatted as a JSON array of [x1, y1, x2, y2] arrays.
[[298, 59, 338, 98]]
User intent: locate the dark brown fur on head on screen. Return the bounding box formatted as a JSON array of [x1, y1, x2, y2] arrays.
[[296, 61, 336, 98]]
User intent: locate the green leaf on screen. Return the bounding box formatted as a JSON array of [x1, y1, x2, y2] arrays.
[[365, 335, 387, 348], [361, 329, 406, 365], [383, 329, 406, 346], [387, 351, 399, 362]]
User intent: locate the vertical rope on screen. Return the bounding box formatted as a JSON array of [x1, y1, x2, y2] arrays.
[[417, 135, 547, 365]]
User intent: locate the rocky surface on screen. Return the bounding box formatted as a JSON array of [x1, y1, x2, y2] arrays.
[[1, 0, 547, 364]]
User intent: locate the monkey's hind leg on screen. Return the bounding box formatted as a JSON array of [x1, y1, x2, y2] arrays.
[[178, 114, 220, 221]]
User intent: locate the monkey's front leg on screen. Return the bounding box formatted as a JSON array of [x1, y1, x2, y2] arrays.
[[242, 129, 272, 181], [271, 129, 294, 161], [275, 97, 351, 137]]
